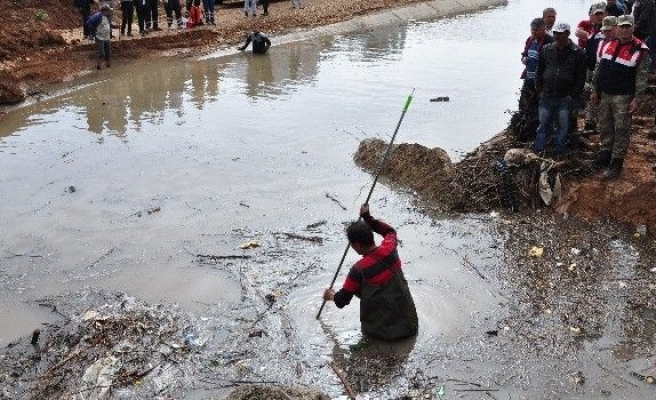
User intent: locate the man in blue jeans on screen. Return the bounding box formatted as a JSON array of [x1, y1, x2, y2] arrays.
[[535, 22, 587, 158]]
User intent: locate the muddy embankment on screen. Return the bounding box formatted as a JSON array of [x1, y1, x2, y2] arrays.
[[354, 94, 656, 234], [0, 0, 506, 106]]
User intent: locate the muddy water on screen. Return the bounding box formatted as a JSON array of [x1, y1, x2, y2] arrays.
[[0, 0, 620, 397]]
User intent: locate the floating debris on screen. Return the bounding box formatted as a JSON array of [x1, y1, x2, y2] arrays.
[[239, 240, 260, 249]]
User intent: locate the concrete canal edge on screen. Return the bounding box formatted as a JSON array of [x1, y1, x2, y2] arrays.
[[311, 0, 509, 34], [286, 0, 508, 40]]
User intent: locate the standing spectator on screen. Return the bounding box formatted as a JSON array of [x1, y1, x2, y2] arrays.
[[244, 0, 256, 17], [583, 16, 619, 132], [120, 0, 134, 36], [635, 0, 656, 71], [87, 4, 115, 70], [515, 18, 554, 141], [164, 0, 184, 29], [589, 15, 649, 178], [203, 0, 216, 24], [186, 0, 204, 27], [625, 0, 635, 13], [291, 0, 304, 9], [135, 0, 148, 35], [576, 3, 607, 49], [543, 7, 557, 36], [145, 0, 162, 31], [534, 22, 587, 157], [202, 0, 215, 24], [261, 0, 270, 16], [606, 0, 627, 16], [75, 0, 95, 40]]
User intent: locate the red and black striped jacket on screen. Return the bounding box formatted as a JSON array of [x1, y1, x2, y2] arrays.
[[333, 215, 401, 308]]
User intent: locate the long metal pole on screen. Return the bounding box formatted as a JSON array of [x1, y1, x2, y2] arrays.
[[316, 88, 415, 320]]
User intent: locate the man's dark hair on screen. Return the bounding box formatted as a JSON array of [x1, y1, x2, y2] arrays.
[[346, 221, 374, 246], [531, 18, 546, 29]]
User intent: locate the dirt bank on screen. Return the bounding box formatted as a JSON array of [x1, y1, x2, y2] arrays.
[[354, 96, 656, 234], [0, 0, 504, 106]]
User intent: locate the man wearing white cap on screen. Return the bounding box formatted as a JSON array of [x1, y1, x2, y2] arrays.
[[534, 22, 587, 158], [589, 15, 649, 178]]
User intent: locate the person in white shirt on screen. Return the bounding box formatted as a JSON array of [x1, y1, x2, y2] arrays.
[[86, 4, 115, 69]]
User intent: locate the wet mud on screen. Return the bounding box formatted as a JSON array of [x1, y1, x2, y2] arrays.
[[3, 199, 656, 399]]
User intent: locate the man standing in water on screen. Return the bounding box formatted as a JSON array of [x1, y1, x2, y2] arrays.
[[323, 204, 418, 341], [237, 30, 271, 54]]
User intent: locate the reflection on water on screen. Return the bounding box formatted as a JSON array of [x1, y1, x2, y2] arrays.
[[0, 20, 408, 144]]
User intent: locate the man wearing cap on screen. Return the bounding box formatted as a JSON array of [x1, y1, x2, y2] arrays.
[[597, 16, 619, 60], [576, 3, 607, 49], [534, 22, 587, 157], [583, 16, 619, 132], [516, 18, 554, 141], [589, 15, 649, 178]]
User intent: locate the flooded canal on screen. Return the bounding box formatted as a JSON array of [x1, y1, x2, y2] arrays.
[[3, 0, 655, 399]]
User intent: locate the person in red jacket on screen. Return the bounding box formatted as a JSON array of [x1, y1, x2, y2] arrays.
[[323, 204, 418, 341]]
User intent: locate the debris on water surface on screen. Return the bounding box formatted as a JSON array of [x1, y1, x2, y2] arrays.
[[0, 290, 200, 399], [239, 240, 260, 249], [226, 384, 330, 400], [570, 371, 585, 385], [528, 246, 544, 257]]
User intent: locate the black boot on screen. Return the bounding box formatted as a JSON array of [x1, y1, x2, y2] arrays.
[[603, 158, 624, 178], [587, 150, 611, 170]]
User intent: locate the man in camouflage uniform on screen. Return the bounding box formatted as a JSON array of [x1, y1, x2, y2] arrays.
[[589, 15, 650, 178], [583, 16, 619, 133]]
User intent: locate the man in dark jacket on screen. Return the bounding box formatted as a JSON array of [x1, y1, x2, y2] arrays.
[[237, 31, 271, 54], [75, 0, 95, 39], [606, 0, 627, 16], [635, 0, 656, 73], [323, 204, 418, 341], [534, 22, 587, 157]]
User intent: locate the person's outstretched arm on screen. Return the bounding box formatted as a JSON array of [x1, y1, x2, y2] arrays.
[[237, 35, 251, 51]]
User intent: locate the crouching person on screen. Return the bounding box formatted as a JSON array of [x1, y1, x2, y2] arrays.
[[589, 15, 649, 178], [323, 204, 419, 341], [237, 30, 271, 54], [87, 4, 115, 70]]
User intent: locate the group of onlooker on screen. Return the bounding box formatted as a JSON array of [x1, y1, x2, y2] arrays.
[[76, 0, 306, 37], [75, 0, 277, 70], [520, 1, 652, 179]]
